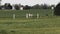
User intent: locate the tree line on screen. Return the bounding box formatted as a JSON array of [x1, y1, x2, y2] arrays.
[[0, 3, 55, 10], [0, 2, 60, 16]]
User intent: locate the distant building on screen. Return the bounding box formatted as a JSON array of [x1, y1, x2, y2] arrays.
[[19, 5, 24, 10], [12, 5, 24, 10], [20, 6, 23, 10], [51, 7, 54, 10], [12, 5, 15, 10]]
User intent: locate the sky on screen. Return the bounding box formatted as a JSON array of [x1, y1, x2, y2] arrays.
[[1, 0, 60, 6]]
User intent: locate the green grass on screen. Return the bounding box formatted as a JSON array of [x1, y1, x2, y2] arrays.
[[0, 16, 59, 34], [0, 9, 59, 34], [0, 9, 53, 18]]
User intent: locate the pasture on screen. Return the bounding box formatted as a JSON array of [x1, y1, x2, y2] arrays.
[[0, 9, 60, 34], [0, 9, 53, 18]]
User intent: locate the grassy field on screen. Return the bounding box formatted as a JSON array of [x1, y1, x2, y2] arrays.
[[0, 16, 60, 34], [0, 9, 60, 34], [0, 9, 53, 18]]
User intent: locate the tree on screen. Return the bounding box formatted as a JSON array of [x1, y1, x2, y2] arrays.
[[32, 4, 40, 9], [23, 5, 31, 10], [42, 4, 48, 9], [4, 3, 12, 9], [54, 3, 60, 16], [14, 4, 20, 10], [32, 4, 50, 9]]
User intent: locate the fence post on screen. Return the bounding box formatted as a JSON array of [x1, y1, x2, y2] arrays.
[[26, 14, 28, 19], [37, 13, 39, 19], [13, 14, 15, 19]]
